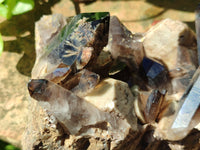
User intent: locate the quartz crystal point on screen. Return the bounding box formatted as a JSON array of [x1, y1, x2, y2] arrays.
[[140, 57, 169, 89], [107, 16, 144, 70], [144, 90, 165, 123], [155, 67, 200, 141], [28, 79, 134, 141], [134, 89, 166, 124], [28, 79, 109, 135], [60, 69, 100, 97], [47, 12, 110, 70], [32, 12, 110, 79]]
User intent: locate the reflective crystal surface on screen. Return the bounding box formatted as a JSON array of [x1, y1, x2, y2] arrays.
[[45, 63, 71, 83], [140, 57, 169, 89], [32, 12, 110, 80], [144, 89, 165, 123], [28, 12, 200, 146], [155, 67, 200, 140], [60, 69, 100, 97], [47, 12, 110, 71], [28, 79, 108, 135], [107, 16, 144, 70]]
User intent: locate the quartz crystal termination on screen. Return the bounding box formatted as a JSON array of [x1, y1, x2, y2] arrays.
[[28, 79, 134, 141], [155, 67, 200, 141], [171, 68, 200, 129], [140, 57, 169, 90], [47, 12, 110, 70], [60, 69, 100, 97], [107, 16, 144, 70], [28, 79, 109, 135], [32, 12, 110, 81], [144, 89, 165, 123]]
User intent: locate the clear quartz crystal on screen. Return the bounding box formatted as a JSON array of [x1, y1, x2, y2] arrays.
[[156, 67, 200, 140]]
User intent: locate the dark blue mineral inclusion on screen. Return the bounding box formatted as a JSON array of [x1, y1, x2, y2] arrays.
[[142, 57, 164, 79]]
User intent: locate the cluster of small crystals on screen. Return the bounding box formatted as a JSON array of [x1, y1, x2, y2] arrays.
[[28, 12, 199, 141]]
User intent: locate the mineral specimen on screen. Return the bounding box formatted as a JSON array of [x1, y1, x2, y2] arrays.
[[26, 11, 200, 150]]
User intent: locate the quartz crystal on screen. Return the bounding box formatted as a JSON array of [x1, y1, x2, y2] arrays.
[[155, 67, 200, 140], [28, 79, 108, 135], [60, 69, 100, 97], [32, 12, 110, 80], [84, 78, 137, 130], [107, 16, 144, 70], [47, 12, 109, 71], [28, 79, 136, 141], [134, 89, 166, 124], [140, 57, 169, 89], [144, 18, 197, 70], [144, 89, 165, 123]]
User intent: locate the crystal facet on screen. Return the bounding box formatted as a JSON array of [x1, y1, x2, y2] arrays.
[[144, 89, 165, 123], [60, 69, 100, 97], [107, 16, 144, 70], [28, 79, 108, 135], [140, 57, 169, 89], [47, 12, 110, 70], [155, 67, 200, 140], [32, 12, 110, 81], [27, 12, 200, 148], [172, 68, 200, 129]]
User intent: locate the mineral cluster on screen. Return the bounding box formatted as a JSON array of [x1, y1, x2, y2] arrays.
[[25, 12, 200, 149]]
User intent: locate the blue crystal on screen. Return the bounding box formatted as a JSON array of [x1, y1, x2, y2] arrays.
[[141, 57, 168, 88]]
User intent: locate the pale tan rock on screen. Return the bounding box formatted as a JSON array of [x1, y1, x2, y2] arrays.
[[0, 52, 29, 148]]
